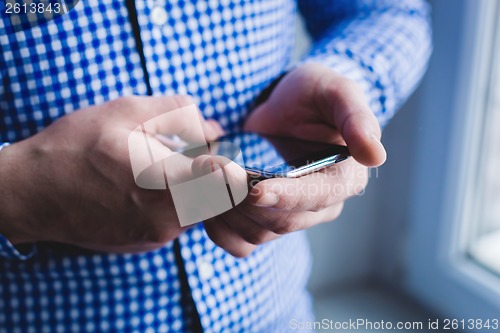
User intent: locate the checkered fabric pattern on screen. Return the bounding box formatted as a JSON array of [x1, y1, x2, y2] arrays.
[[0, 0, 432, 332]]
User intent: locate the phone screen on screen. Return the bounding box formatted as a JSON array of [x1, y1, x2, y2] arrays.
[[210, 132, 350, 178]]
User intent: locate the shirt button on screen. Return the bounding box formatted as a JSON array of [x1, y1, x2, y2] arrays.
[[151, 6, 168, 26], [198, 261, 214, 280]]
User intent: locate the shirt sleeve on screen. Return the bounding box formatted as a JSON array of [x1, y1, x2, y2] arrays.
[[297, 0, 433, 127], [0, 143, 36, 260]]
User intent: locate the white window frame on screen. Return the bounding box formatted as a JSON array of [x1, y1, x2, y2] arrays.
[[405, 0, 500, 322]]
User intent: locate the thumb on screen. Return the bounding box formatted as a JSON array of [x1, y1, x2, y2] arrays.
[[317, 72, 387, 167], [124, 95, 222, 144]]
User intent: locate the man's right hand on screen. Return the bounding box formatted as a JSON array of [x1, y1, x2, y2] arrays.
[[0, 95, 223, 253]]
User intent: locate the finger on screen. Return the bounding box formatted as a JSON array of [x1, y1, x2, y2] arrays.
[[238, 200, 345, 234], [206, 119, 225, 139], [126, 95, 219, 186], [317, 72, 387, 167], [204, 217, 257, 258], [191, 154, 244, 178], [154, 119, 221, 145], [216, 207, 280, 245], [130, 111, 226, 191], [193, 154, 279, 249], [249, 159, 368, 211], [191, 153, 248, 199], [122, 95, 219, 144], [129, 129, 196, 189]]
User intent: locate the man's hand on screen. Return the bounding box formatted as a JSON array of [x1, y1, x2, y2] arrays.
[[0, 95, 223, 253], [203, 63, 387, 257], [0, 63, 385, 258], [246, 63, 386, 165]]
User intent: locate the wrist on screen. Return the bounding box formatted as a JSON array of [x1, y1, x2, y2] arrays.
[[0, 141, 38, 244]]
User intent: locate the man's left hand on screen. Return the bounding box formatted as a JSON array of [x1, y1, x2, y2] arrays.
[[204, 63, 387, 257]]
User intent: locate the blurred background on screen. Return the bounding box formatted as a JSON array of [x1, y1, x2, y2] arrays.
[[298, 0, 500, 331]]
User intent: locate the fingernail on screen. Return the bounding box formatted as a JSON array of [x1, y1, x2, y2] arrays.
[[254, 193, 279, 207], [370, 132, 387, 165]]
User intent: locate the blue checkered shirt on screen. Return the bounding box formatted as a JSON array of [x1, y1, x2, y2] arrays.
[[0, 0, 432, 332]]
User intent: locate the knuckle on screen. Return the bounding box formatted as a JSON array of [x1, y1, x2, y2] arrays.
[[205, 221, 229, 247], [95, 130, 122, 156], [272, 214, 301, 234], [126, 220, 176, 245], [242, 230, 267, 245], [129, 190, 166, 210], [125, 224, 150, 244], [279, 196, 299, 211], [205, 224, 256, 258], [144, 227, 175, 244], [173, 95, 195, 107], [112, 95, 142, 109], [230, 246, 255, 258]]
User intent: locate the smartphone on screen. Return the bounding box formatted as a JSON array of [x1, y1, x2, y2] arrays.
[[210, 132, 350, 179]]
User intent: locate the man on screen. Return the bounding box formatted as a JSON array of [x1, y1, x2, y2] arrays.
[[0, 0, 432, 332]]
